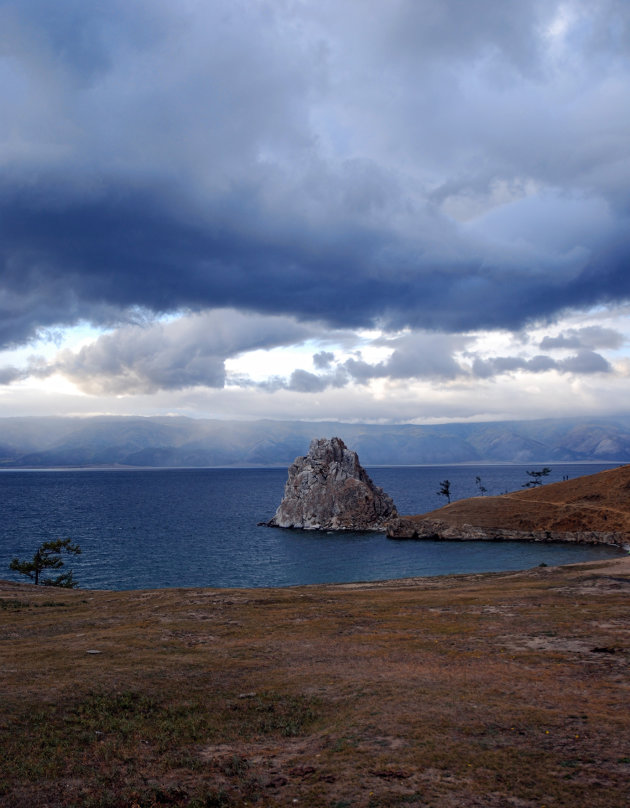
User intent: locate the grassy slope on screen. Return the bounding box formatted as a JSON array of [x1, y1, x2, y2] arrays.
[[404, 463, 630, 535], [1, 556, 630, 808]]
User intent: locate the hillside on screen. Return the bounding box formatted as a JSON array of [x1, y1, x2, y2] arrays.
[[1, 558, 629, 807], [3, 414, 630, 467], [388, 464, 630, 543]]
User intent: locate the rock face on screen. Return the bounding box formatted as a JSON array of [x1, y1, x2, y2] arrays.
[[268, 437, 397, 530], [386, 516, 627, 547]]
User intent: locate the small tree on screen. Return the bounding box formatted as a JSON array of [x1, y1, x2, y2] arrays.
[[9, 539, 81, 588], [437, 479, 451, 504], [522, 467, 552, 488], [475, 475, 488, 496]]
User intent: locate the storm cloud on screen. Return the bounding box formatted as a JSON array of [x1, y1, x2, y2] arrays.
[[1, 0, 629, 353]]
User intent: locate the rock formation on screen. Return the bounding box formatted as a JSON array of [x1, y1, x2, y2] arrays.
[[268, 437, 397, 530], [386, 515, 626, 547]]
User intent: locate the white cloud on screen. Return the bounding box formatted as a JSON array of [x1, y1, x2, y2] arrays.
[[50, 310, 316, 394]]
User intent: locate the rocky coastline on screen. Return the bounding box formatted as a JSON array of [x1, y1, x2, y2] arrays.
[[386, 516, 628, 548], [267, 440, 630, 549]]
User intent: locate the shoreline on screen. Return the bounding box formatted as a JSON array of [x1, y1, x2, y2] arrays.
[[387, 516, 630, 549], [3, 553, 629, 596]]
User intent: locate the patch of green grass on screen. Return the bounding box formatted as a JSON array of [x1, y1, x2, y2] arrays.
[[228, 690, 321, 737], [0, 690, 211, 792], [0, 598, 71, 611], [38, 600, 71, 608], [218, 753, 249, 778], [560, 758, 581, 768], [0, 599, 30, 610], [367, 795, 425, 807], [0, 686, 325, 806], [188, 790, 230, 808], [330, 736, 359, 753]]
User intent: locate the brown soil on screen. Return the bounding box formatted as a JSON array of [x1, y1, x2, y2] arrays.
[[404, 464, 630, 534], [2, 553, 630, 807]]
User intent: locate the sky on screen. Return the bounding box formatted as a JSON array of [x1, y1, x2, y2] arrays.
[[1, 0, 629, 424]]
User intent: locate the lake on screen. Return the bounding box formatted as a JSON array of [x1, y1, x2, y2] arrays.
[[0, 463, 625, 590]]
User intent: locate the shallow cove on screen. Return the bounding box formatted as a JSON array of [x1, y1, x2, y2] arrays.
[[0, 464, 624, 590]]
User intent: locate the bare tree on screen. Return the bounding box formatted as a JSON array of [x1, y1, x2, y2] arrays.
[[475, 475, 488, 496], [437, 479, 452, 504]]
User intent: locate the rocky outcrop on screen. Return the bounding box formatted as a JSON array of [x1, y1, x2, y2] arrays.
[[386, 516, 627, 547], [268, 437, 397, 530]]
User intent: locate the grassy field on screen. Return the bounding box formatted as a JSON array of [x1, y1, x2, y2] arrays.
[[1, 556, 629, 807]]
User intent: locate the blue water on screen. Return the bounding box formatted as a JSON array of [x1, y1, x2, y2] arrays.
[[0, 464, 625, 590]]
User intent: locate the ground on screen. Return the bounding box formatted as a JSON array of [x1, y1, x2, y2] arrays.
[[1, 554, 630, 808]]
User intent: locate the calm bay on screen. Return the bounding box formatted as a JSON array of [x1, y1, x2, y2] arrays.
[[0, 463, 624, 590]]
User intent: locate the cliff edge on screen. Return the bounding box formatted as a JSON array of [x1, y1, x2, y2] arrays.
[[387, 464, 630, 547], [268, 437, 397, 530]]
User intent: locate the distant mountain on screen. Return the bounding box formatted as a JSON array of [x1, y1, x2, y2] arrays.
[[1, 414, 630, 468]]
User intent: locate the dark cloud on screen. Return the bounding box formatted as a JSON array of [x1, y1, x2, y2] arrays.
[[1, 1, 629, 350], [0, 366, 27, 385], [384, 335, 467, 380], [0, 0, 167, 77], [472, 355, 554, 378], [3, 176, 630, 350], [472, 351, 611, 378], [0, 354, 53, 385], [286, 370, 330, 394], [541, 334, 589, 350], [255, 366, 349, 394], [313, 351, 335, 369], [343, 333, 468, 382], [540, 325, 624, 351], [558, 350, 612, 374]]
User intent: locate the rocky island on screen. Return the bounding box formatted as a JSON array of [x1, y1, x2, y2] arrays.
[[387, 463, 630, 548], [267, 436, 397, 530]]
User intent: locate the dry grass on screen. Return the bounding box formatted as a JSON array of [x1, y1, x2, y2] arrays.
[[1, 556, 630, 807], [408, 463, 630, 534]]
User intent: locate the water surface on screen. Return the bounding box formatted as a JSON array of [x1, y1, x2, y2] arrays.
[[0, 464, 624, 589]]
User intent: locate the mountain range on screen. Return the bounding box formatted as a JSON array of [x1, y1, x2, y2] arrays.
[[1, 414, 630, 468]]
